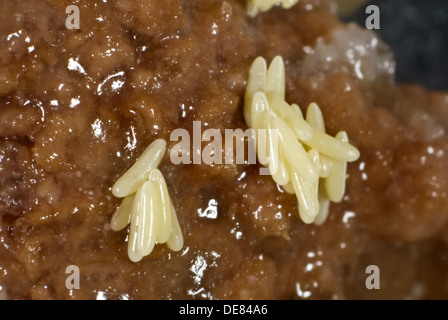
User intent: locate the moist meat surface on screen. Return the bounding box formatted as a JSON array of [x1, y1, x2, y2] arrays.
[[1, 0, 448, 299]]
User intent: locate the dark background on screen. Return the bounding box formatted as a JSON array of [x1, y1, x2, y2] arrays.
[[343, 0, 448, 91]]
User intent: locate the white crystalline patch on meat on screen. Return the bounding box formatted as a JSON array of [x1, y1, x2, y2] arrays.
[[302, 23, 395, 83], [302, 23, 445, 142]]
